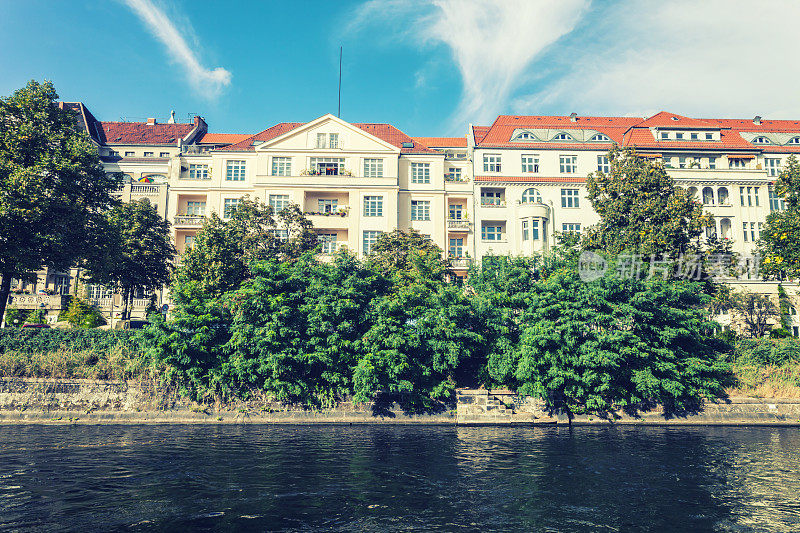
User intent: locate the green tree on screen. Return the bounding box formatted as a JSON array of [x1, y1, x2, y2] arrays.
[[486, 268, 728, 423], [83, 199, 175, 320], [726, 290, 779, 339], [58, 295, 106, 328], [0, 80, 120, 322], [584, 146, 711, 258], [759, 155, 800, 279], [366, 229, 450, 285]]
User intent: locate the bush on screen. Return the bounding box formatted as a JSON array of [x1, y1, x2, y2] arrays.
[[0, 328, 145, 356], [733, 338, 800, 366]]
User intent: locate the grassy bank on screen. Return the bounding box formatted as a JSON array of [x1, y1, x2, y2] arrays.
[[724, 338, 800, 398]]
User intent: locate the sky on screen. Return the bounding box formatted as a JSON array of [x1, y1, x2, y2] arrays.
[[2, 0, 800, 136]]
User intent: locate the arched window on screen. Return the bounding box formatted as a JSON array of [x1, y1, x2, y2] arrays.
[[752, 136, 771, 144], [589, 133, 611, 142], [687, 186, 698, 199], [552, 132, 574, 141], [521, 188, 542, 204], [791, 306, 798, 316], [720, 218, 731, 239], [788, 137, 800, 145], [718, 187, 729, 205], [513, 131, 537, 141], [702, 187, 715, 205]]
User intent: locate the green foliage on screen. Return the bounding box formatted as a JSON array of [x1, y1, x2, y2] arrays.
[[3, 306, 29, 327], [584, 146, 711, 257], [0, 328, 140, 355], [759, 156, 800, 279], [726, 290, 779, 339], [58, 295, 106, 328], [0, 80, 121, 320], [774, 155, 800, 209], [731, 337, 800, 367]]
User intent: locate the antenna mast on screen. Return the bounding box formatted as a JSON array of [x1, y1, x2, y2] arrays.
[[338, 46, 342, 118]]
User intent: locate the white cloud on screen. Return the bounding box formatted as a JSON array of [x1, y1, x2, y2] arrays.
[[123, 0, 231, 99], [350, 0, 588, 129], [513, 0, 800, 119]]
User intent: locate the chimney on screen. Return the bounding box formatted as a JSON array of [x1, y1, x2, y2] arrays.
[[570, 112, 578, 122], [146, 117, 157, 126], [167, 110, 176, 124], [753, 115, 762, 125]]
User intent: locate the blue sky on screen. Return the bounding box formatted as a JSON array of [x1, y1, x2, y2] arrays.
[[2, 0, 799, 136]]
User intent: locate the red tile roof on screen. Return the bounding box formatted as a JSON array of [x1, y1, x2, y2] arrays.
[[411, 136, 467, 148], [623, 127, 756, 151], [99, 121, 195, 145], [476, 114, 639, 148], [472, 126, 491, 143], [219, 121, 440, 154], [711, 118, 800, 132], [198, 133, 252, 144], [634, 111, 716, 129]]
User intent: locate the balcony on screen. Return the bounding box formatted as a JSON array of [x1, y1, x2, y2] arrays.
[[449, 257, 473, 270], [480, 201, 507, 208], [174, 215, 205, 227], [306, 210, 350, 230], [131, 184, 160, 195], [447, 219, 472, 231], [445, 175, 470, 183]]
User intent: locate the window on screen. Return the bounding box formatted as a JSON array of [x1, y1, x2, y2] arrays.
[[188, 164, 209, 179], [329, 133, 339, 149], [186, 201, 205, 216], [561, 188, 579, 208], [521, 220, 529, 241], [363, 196, 383, 217], [446, 167, 462, 181], [316, 133, 339, 149], [269, 194, 290, 211], [765, 158, 782, 177], [752, 136, 770, 144], [410, 200, 430, 221], [514, 131, 536, 141], [702, 187, 715, 205], [363, 230, 382, 255], [678, 156, 687, 169], [318, 199, 338, 213], [718, 187, 729, 205], [53, 276, 70, 295], [483, 154, 502, 173], [88, 284, 113, 300], [521, 154, 539, 173], [143, 151, 154, 157], [310, 157, 344, 175], [789, 137, 800, 145], [691, 133, 698, 140], [124, 151, 135, 157], [559, 155, 577, 173], [481, 224, 503, 241], [272, 157, 292, 176], [449, 204, 463, 220], [160, 152, 170, 158], [589, 134, 610, 142], [270, 229, 289, 241], [661, 132, 669, 140], [226, 160, 246, 181], [363, 158, 383, 178], [553, 132, 573, 141], [481, 189, 503, 206], [742, 222, 758, 243], [449, 238, 464, 258], [315, 133, 326, 148], [223, 198, 241, 218], [706, 133, 714, 140], [109, 150, 119, 157], [562, 223, 581, 234], [411, 162, 431, 184], [662, 156, 672, 167], [676, 133, 684, 140], [317, 233, 337, 254], [520, 188, 541, 204], [597, 155, 610, 173], [729, 158, 747, 169], [769, 187, 786, 212], [531, 219, 540, 240], [708, 157, 716, 170]]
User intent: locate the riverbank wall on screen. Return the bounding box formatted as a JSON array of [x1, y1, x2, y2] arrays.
[[1, 378, 799, 426]]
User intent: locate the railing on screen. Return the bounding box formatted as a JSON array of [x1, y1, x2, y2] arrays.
[[480, 201, 507, 207], [447, 219, 472, 229], [319, 242, 348, 254], [131, 185, 160, 195], [174, 215, 205, 226], [449, 257, 473, 269], [445, 175, 470, 183], [6, 294, 68, 309], [304, 210, 349, 217]]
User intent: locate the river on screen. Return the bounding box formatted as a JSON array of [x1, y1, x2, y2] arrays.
[[0, 425, 799, 532]]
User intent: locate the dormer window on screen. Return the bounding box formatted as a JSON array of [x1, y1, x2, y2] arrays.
[[552, 132, 573, 141], [589, 133, 610, 142], [676, 133, 684, 140], [789, 137, 800, 145], [752, 136, 770, 144], [513, 131, 537, 141], [706, 133, 713, 140], [661, 132, 669, 140]]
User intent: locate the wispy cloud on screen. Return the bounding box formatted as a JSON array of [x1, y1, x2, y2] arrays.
[[123, 0, 231, 99], [513, 0, 800, 119], [350, 0, 588, 129]]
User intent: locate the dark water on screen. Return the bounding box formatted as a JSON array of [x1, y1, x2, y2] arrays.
[[0, 425, 799, 532]]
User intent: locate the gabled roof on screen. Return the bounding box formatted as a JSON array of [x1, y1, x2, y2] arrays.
[[219, 119, 439, 154], [472, 125, 491, 143], [98, 121, 196, 145], [634, 111, 717, 129], [476, 115, 639, 148], [59, 102, 104, 145], [198, 133, 252, 145], [412, 136, 468, 148]]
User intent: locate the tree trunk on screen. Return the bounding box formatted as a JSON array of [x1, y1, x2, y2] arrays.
[[120, 286, 130, 322], [0, 273, 11, 328]]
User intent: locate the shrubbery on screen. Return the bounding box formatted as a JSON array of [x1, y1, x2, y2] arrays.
[[0, 328, 142, 355]]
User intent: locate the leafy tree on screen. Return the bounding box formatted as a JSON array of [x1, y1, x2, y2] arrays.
[[173, 198, 316, 305], [759, 156, 800, 279], [58, 295, 106, 328], [0, 80, 120, 323], [486, 268, 728, 423], [726, 290, 779, 339], [584, 146, 712, 258], [83, 199, 175, 320], [367, 229, 450, 285]]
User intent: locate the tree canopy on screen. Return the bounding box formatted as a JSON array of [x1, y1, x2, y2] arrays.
[[759, 155, 800, 279]]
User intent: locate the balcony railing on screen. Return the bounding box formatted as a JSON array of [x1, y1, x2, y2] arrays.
[[304, 210, 349, 217], [6, 294, 68, 309], [174, 215, 205, 226], [131, 185, 160, 195], [449, 257, 473, 269], [447, 219, 472, 229], [480, 201, 507, 207], [445, 175, 470, 183]]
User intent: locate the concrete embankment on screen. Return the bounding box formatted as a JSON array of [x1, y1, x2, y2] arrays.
[[1, 378, 799, 426]]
